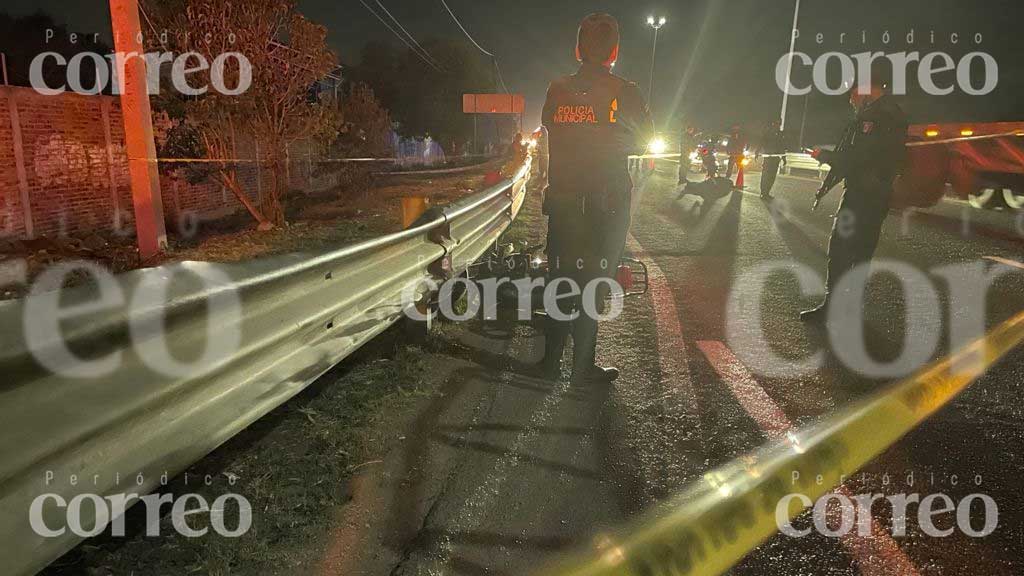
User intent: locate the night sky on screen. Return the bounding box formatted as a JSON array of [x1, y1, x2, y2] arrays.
[[3, 0, 1023, 144]]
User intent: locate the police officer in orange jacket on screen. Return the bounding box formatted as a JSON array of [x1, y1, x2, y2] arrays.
[[537, 13, 653, 383]]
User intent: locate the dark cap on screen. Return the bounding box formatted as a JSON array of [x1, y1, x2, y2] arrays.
[[576, 13, 620, 64]]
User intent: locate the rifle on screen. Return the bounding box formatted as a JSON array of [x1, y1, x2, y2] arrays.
[[812, 125, 856, 210]]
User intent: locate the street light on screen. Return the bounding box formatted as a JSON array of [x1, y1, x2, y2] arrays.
[[646, 15, 666, 27], [647, 15, 666, 121], [779, 0, 801, 131]]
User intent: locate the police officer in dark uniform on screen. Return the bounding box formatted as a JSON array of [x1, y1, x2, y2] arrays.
[[725, 126, 746, 183], [534, 128, 549, 184], [801, 72, 907, 321], [538, 13, 653, 382], [759, 122, 784, 200], [679, 124, 698, 186]]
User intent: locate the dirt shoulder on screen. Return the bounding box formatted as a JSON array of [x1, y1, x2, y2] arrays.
[[40, 326, 470, 576], [0, 158, 511, 300], [161, 158, 512, 266]]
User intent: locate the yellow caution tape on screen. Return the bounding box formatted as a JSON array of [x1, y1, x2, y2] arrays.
[[538, 310, 1024, 576]]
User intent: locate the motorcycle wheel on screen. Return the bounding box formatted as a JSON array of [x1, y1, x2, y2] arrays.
[[1003, 188, 1024, 210]]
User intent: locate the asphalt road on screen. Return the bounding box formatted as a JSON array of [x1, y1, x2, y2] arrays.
[[358, 163, 1024, 576], [622, 165, 1024, 575], [24, 155, 1024, 576]]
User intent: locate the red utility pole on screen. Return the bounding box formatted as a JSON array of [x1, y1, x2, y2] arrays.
[[109, 0, 167, 259]]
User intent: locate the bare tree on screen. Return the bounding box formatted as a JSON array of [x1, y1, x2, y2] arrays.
[[337, 82, 393, 158], [147, 0, 340, 228]]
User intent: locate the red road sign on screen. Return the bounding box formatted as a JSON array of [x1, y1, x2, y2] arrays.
[[463, 93, 525, 114]]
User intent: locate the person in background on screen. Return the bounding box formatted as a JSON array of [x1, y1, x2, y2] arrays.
[[678, 124, 698, 186], [759, 121, 785, 200], [533, 128, 550, 183], [725, 125, 746, 185], [511, 132, 524, 160], [699, 133, 719, 180]]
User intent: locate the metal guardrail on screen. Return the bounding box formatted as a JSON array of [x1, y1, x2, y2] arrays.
[[0, 158, 531, 576], [780, 152, 830, 178]]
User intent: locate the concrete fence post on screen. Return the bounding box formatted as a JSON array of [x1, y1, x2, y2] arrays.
[[7, 89, 34, 238], [100, 98, 123, 230], [255, 138, 262, 205]]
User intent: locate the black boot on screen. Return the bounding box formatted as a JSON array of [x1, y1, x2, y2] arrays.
[[579, 365, 620, 383], [531, 356, 562, 380], [531, 324, 567, 380]]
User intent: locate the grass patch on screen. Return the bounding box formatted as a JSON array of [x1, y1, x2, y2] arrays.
[[42, 330, 450, 576]]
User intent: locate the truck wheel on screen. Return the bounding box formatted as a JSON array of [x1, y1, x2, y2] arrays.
[[1003, 188, 1024, 210], [987, 188, 1011, 210], [968, 188, 997, 209]]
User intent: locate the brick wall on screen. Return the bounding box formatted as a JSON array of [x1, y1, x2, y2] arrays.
[[0, 86, 343, 241], [0, 87, 133, 239], [0, 92, 24, 237]]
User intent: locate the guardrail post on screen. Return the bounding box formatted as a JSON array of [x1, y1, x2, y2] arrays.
[[425, 208, 455, 279], [505, 176, 515, 221]]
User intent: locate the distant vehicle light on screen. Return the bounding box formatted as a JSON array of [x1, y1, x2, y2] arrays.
[[925, 129, 940, 138], [740, 158, 751, 167], [649, 137, 668, 155], [960, 128, 975, 137]]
